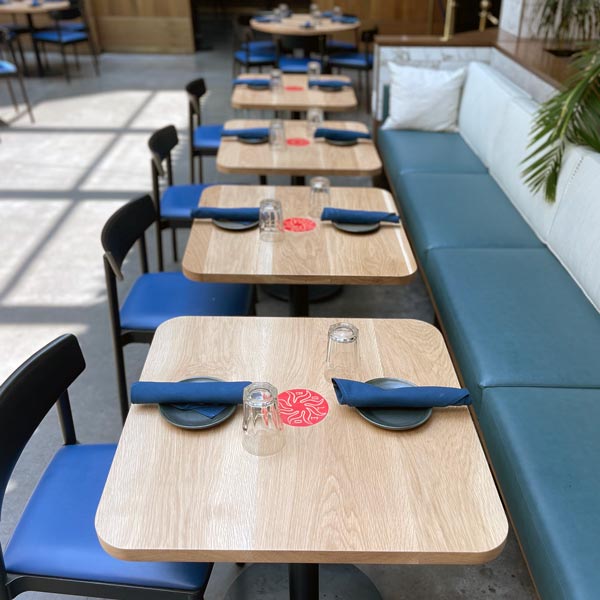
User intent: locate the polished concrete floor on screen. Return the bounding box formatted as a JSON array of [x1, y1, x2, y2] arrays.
[[0, 20, 535, 600]]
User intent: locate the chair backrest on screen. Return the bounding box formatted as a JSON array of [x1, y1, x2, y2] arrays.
[[361, 26, 378, 46], [49, 8, 82, 21], [101, 194, 156, 279], [279, 34, 321, 55], [148, 125, 178, 178], [186, 78, 207, 119], [0, 334, 83, 517]]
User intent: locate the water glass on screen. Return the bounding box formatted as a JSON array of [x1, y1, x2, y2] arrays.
[[311, 9, 322, 25], [259, 199, 284, 241], [309, 176, 330, 218], [333, 5, 342, 17], [270, 68, 284, 94], [242, 382, 285, 456], [325, 322, 360, 380], [273, 7, 282, 21], [309, 3, 319, 13], [307, 60, 321, 78], [269, 118, 286, 149], [278, 3, 289, 16], [306, 107, 323, 136]]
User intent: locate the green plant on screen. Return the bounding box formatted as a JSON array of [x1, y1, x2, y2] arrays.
[[522, 44, 600, 202], [537, 0, 600, 45]]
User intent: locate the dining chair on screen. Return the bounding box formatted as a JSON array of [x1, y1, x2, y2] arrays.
[[186, 78, 225, 184], [277, 35, 324, 73], [233, 30, 277, 76], [0, 334, 214, 600], [0, 27, 34, 123], [148, 124, 213, 270], [325, 14, 359, 54], [328, 27, 378, 110], [102, 194, 253, 422], [32, 7, 99, 82]]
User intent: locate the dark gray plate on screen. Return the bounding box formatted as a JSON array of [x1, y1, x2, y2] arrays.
[[324, 137, 358, 146], [333, 221, 380, 234], [318, 85, 344, 93], [247, 83, 270, 91], [213, 219, 259, 231], [159, 377, 238, 430], [238, 136, 269, 144], [356, 377, 432, 431]]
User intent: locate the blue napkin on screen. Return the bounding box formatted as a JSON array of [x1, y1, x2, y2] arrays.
[[313, 128, 371, 142], [331, 15, 358, 23], [131, 381, 251, 418], [321, 208, 399, 224], [321, 10, 333, 17], [308, 79, 351, 89], [233, 78, 271, 88], [191, 207, 260, 221], [332, 379, 471, 408], [254, 15, 276, 22], [301, 21, 315, 28], [221, 127, 270, 140]]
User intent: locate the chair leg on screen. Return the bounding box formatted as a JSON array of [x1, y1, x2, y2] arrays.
[[60, 44, 70, 82], [113, 340, 129, 424], [15, 37, 27, 76], [198, 155, 204, 184], [6, 78, 18, 111], [171, 227, 179, 262], [73, 43, 80, 70], [16, 72, 34, 123], [88, 38, 100, 76], [156, 221, 164, 272]]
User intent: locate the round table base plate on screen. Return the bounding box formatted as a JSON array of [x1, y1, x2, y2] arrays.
[[224, 564, 382, 600]]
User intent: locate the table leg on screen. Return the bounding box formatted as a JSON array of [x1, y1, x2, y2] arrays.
[[289, 285, 309, 317], [289, 564, 318, 600], [26, 14, 45, 77]]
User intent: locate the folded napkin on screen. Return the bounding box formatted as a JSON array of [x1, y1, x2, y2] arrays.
[[331, 15, 358, 23], [131, 380, 251, 418], [308, 79, 351, 89], [321, 10, 333, 17], [221, 127, 270, 140], [321, 208, 400, 224], [301, 21, 315, 28], [233, 78, 271, 87], [254, 15, 276, 22], [191, 207, 260, 221], [313, 128, 371, 142], [332, 378, 471, 408]]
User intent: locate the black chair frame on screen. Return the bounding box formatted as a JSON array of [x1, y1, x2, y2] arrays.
[[0, 334, 212, 600], [186, 78, 216, 184], [233, 30, 276, 76], [0, 27, 34, 123]]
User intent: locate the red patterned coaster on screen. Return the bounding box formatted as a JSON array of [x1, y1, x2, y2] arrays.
[[284, 217, 316, 232], [287, 137, 310, 146], [284, 85, 304, 91], [278, 389, 329, 427]]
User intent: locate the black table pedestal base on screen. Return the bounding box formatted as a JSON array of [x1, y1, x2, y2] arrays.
[[224, 563, 382, 600]]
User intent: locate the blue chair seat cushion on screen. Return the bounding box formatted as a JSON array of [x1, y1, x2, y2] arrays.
[[119, 272, 252, 331], [329, 53, 373, 68], [326, 39, 358, 52], [278, 56, 322, 73], [396, 173, 542, 267], [4, 444, 211, 591], [193, 124, 224, 151], [234, 50, 276, 64], [0, 60, 17, 75], [241, 40, 276, 52], [478, 387, 600, 600], [378, 129, 487, 179], [161, 184, 212, 220], [32, 29, 88, 43], [427, 248, 600, 404]]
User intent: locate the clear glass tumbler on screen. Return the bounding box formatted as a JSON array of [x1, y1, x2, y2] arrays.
[[259, 198, 284, 241], [270, 68, 284, 94], [306, 107, 323, 136], [269, 118, 286, 150], [307, 60, 321, 78], [325, 322, 360, 380], [309, 3, 319, 13], [333, 5, 342, 17], [273, 7, 282, 21], [309, 176, 330, 218], [242, 382, 285, 456]]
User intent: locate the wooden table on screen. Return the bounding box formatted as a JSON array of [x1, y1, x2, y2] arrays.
[[251, 12, 360, 37], [95, 316, 508, 600], [217, 119, 381, 180], [182, 185, 416, 316], [232, 74, 358, 113], [0, 1, 70, 76]]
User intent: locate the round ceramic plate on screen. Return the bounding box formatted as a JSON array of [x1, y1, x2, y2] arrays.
[[318, 85, 344, 93], [238, 136, 269, 144], [247, 83, 270, 91], [159, 377, 237, 430], [356, 377, 433, 431], [333, 222, 380, 234], [325, 137, 358, 146], [212, 219, 259, 231]]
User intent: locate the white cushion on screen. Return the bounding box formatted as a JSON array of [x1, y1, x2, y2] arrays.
[[458, 62, 529, 166], [548, 146, 600, 311], [489, 96, 564, 242], [381, 64, 466, 132]]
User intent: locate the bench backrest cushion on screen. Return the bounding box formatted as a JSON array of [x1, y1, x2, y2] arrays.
[[458, 62, 529, 167], [548, 146, 600, 311]]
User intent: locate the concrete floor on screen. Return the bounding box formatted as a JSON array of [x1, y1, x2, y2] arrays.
[[0, 18, 535, 600]]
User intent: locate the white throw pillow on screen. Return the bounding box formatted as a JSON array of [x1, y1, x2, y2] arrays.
[[382, 64, 466, 132]]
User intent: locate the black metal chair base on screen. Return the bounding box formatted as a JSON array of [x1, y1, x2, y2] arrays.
[[224, 564, 382, 600], [261, 285, 343, 305]]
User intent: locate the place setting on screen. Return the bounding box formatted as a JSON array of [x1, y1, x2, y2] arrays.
[[320, 206, 401, 234]]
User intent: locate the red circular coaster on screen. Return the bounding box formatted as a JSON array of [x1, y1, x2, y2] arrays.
[[284, 85, 304, 91], [286, 137, 310, 146], [278, 389, 329, 427], [284, 217, 316, 232]]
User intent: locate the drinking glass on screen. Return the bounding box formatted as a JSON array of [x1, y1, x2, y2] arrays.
[[307, 60, 321, 78], [311, 9, 322, 25], [273, 7, 282, 21], [270, 68, 284, 94], [309, 176, 330, 218], [278, 3, 289, 16], [259, 198, 284, 241], [309, 3, 319, 13], [306, 107, 323, 136], [333, 5, 342, 17], [325, 322, 360, 380], [242, 382, 285, 456], [269, 118, 286, 149]]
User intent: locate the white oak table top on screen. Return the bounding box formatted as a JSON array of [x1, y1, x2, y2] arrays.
[[0, 1, 69, 14], [231, 74, 358, 112], [251, 12, 360, 36], [182, 185, 417, 285], [95, 316, 508, 565], [216, 119, 381, 177]]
